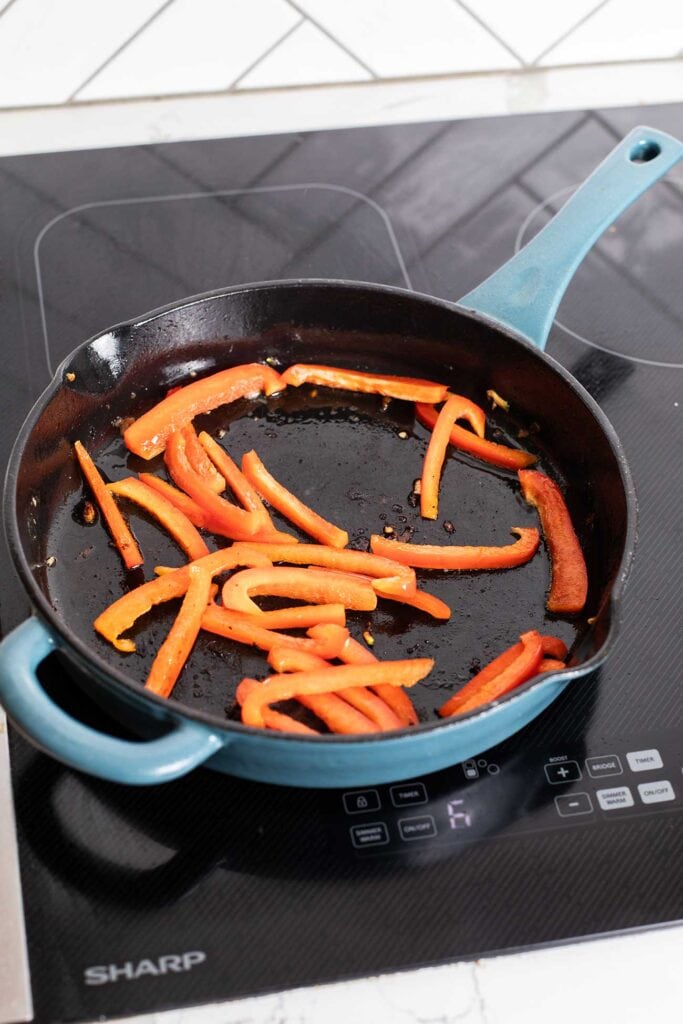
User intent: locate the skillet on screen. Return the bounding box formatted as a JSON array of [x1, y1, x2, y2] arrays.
[[0, 126, 680, 787]]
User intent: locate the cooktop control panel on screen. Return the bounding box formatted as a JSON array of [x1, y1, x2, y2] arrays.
[[333, 738, 683, 857]]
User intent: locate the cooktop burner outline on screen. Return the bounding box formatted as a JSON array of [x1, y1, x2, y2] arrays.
[[514, 178, 683, 370], [33, 182, 413, 376]]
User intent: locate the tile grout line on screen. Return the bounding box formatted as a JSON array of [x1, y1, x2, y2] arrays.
[[282, 0, 379, 78], [454, 0, 527, 67], [529, 0, 614, 67], [67, 0, 178, 102], [228, 17, 306, 91]]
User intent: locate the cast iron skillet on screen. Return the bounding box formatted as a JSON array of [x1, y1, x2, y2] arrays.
[[0, 127, 680, 788]]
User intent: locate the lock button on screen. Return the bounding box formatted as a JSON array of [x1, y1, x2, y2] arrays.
[[342, 789, 381, 814]]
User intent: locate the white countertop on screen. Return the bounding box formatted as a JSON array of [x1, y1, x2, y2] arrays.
[[2, 59, 682, 1024]]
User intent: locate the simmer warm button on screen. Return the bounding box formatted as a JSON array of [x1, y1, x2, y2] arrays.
[[596, 786, 634, 810], [637, 780, 675, 804], [626, 749, 663, 772]]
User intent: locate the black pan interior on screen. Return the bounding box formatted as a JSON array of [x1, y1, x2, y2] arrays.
[[11, 282, 630, 729]]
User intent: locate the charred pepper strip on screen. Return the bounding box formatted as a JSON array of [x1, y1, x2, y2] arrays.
[[221, 566, 377, 615], [124, 362, 284, 460], [370, 527, 539, 570], [233, 541, 416, 595], [266, 646, 381, 735], [94, 547, 272, 651], [182, 424, 226, 494], [241, 450, 349, 548], [338, 636, 419, 726], [107, 477, 210, 561], [415, 403, 536, 470], [280, 364, 448, 404], [241, 659, 434, 728], [518, 470, 588, 614], [73, 441, 143, 570], [201, 605, 349, 658], [145, 563, 213, 698], [439, 631, 543, 718], [420, 394, 488, 520], [165, 431, 267, 538]]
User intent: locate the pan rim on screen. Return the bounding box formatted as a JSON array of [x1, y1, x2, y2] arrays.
[[4, 278, 637, 744]]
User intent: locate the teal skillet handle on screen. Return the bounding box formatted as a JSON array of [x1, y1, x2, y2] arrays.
[[0, 617, 226, 785], [457, 126, 683, 349]]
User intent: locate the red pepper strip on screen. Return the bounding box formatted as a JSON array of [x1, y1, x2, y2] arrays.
[[280, 364, 448, 404], [518, 470, 588, 615], [241, 658, 434, 728], [145, 563, 213, 698], [124, 362, 284, 460], [94, 547, 272, 652], [182, 425, 226, 494], [230, 604, 346, 630], [439, 631, 543, 718], [139, 473, 209, 529], [370, 526, 539, 571], [242, 450, 349, 549], [201, 605, 348, 658], [165, 431, 267, 538], [307, 565, 451, 622], [107, 477, 210, 562], [198, 432, 267, 515], [415, 403, 536, 470], [538, 658, 566, 673], [420, 394, 487, 520], [221, 566, 377, 615], [73, 441, 143, 570], [338, 636, 419, 726], [233, 541, 415, 596], [304, 624, 404, 731], [459, 633, 568, 691], [267, 647, 380, 733], [236, 679, 320, 735]]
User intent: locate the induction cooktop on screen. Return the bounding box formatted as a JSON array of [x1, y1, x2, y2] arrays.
[[1, 103, 682, 1024]]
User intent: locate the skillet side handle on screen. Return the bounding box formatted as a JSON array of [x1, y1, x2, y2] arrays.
[[457, 126, 683, 350], [0, 617, 226, 785]]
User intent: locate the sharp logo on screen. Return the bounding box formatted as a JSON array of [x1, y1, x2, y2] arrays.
[[84, 950, 206, 985]]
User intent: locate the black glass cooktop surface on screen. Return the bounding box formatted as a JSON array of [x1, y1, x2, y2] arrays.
[[1, 104, 682, 1024]]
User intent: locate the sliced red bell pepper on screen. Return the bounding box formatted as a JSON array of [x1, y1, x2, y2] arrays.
[[266, 647, 380, 734], [201, 606, 348, 658], [145, 563, 213, 698], [438, 631, 543, 718], [241, 450, 349, 548], [305, 565, 451, 621], [165, 430, 267, 538], [198, 431, 267, 514], [182, 424, 226, 494], [420, 394, 487, 520], [240, 658, 434, 728], [124, 362, 284, 459], [74, 441, 143, 570], [518, 469, 588, 614], [230, 604, 346, 630], [139, 473, 209, 529], [236, 679, 320, 735], [233, 541, 416, 595], [94, 546, 272, 651], [370, 526, 539, 570], [416, 402, 536, 470], [338, 636, 419, 726], [107, 477, 210, 562], [538, 658, 566, 673], [446, 633, 567, 693], [221, 566, 377, 615], [280, 364, 448, 404]]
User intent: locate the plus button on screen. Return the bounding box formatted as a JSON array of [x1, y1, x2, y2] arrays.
[[544, 760, 582, 785]]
